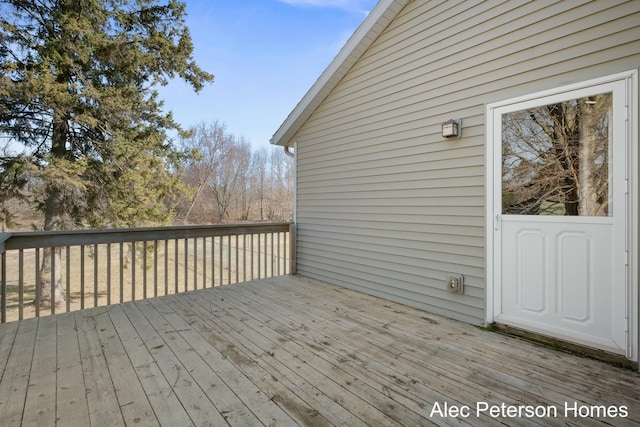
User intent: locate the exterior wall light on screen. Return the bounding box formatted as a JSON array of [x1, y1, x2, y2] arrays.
[[442, 119, 461, 138]]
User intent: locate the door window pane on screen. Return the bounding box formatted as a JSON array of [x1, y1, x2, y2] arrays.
[[502, 93, 612, 216]]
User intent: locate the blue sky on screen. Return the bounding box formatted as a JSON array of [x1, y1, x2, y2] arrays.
[[159, 0, 379, 148]]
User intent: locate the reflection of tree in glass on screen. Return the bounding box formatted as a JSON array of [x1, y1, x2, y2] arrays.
[[502, 93, 611, 216]]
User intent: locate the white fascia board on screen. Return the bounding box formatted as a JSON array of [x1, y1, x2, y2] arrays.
[[270, 0, 409, 147]]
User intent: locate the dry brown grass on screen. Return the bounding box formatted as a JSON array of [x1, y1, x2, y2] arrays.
[[3, 234, 290, 322]]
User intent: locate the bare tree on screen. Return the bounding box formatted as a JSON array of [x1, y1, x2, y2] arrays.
[[179, 122, 253, 223], [502, 93, 611, 216], [180, 122, 225, 223], [6, 121, 294, 229], [208, 137, 250, 221], [251, 148, 269, 221], [267, 148, 294, 221]]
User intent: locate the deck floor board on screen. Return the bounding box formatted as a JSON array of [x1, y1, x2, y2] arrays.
[[0, 321, 19, 377], [183, 287, 378, 426], [0, 320, 37, 426], [164, 291, 336, 427], [22, 315, 58, 427], [1, 275, 639, 426], [233, 277, 579, 427], [119, 299, 229, 426], [106, 304, 194, 426], [54, 313, 91, 427], [226, 279, 521, 426], [199, 285, 411, 427], [74, 310, 125, 427]]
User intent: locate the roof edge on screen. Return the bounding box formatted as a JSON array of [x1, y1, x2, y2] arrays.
[[270, 0, 409, 146]]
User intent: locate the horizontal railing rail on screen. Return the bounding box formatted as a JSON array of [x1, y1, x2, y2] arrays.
[[0, 222, 295, 323]]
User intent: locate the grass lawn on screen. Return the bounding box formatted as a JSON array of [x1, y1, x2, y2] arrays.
[[3, 233, 289, 322]]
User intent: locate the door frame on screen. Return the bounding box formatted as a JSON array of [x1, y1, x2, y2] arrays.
[[485, 70, 638, 362]]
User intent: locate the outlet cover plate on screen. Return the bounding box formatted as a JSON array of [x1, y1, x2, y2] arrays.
[[446, 273, 464, 294]]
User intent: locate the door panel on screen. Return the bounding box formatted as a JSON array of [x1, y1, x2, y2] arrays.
[[558, 231, 590, 321], [493, 79, 628, 355], [517, 230, 545, 312], [501, 219, 623, 352]]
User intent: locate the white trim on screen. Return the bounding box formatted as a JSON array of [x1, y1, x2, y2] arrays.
[[485, 71, 638, 361], [485, 101, 495, 325], [293, 141, 298, 225], [628, 69, 639, 364], [488, 71, 637, 110]]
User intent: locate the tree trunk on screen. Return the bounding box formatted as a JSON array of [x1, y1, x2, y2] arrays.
[[548, 103, 581, 215], [38, 185, 66, 307], [38, 112, 68, 307], [39, 247, 65, 308], [183, 180, 207, 224], [578, 100, 599, 216]]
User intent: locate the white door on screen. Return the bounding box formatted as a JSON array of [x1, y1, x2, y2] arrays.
[[491, 79, 629, 355]]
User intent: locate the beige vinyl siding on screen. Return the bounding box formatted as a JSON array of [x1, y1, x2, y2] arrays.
[[291, 0, 640, 323]]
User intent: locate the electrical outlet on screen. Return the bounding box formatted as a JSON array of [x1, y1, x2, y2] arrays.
[[446, 273, 464, 294]]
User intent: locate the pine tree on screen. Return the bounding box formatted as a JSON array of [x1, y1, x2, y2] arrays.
[[0, 0, 213, 306]]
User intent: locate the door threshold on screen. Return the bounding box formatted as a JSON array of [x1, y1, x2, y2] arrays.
[[489, 323, 638, 371]]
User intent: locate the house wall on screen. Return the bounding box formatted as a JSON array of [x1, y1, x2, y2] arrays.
[[290, 0, 640, 324]]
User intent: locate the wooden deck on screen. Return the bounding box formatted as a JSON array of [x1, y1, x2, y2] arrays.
[[0, 275, 638, 426]]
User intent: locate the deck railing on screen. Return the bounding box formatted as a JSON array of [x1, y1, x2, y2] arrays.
[[0, 222, 295, 323]]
